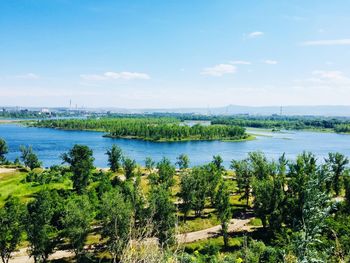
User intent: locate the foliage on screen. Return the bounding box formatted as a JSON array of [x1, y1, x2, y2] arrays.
[[2, 143, 350, 262], [149, 157, 176, 189], [25, 167, 66, 185], [145, 157, 155, 172], [214, 182, 232, 248], [100, 188, 133, 262], [176, 154, 190, 170], [106, 145, 123, 172], [62, 194, 94, 260], [35, 118, 248, 142], [292, 164, 332, 262], [61, 144, 94, 194], [0, 197, 25, 263], [212, 155, 225, 172], [25, 190, 59, 263], [20, 146, 41, 170], [0, 138, 8, 164], [231, 159, 254, 206], [122, 157, 137, 180], [149, 186, 176, 247], [325, 152, 349, 196]]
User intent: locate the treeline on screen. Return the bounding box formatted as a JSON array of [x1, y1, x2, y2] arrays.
[[33, 113, 350, 134], [211, 116, 350, 131], [334, 124, 350, 133], [34, 118, 248, 141], [2, 136, 350, 262]]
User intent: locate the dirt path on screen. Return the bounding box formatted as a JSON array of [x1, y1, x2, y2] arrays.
[[177, 218, 253, 243], [10, 248, 74, 263], [0, 168, 17, 174], [9, 218, 254, 262]]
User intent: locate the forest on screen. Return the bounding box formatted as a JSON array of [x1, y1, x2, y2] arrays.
[[33, 118, 249, 142], [1, 137, 350, 262], [29, 113, 350, 135]]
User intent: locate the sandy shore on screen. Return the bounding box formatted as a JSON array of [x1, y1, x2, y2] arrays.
[[0, 119, 21, 123]]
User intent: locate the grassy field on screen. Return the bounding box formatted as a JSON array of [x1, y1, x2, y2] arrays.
[[0, 168, 72, 207]]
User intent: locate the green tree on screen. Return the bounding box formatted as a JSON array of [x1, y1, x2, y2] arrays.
[[0, 138, 8, 164], [212, 155, 224, 171], [248, 151, 270, 180], [205, 163, 223, 206], [149, 157, 176, 189], [100, 189, 133, 263], [231, 159, 253, 207], [122, 157, 136, 180], [325, 152, 349, 196], [251, 155, 286, 231], [252, 176, 274, 229], [96, 172, 113, 199], [145, 157, 155, 172], [184, 166, 210, 217], [179, 173, 195, 221], [0, 197, 25, 263], [293, 164, 331, 262], [149, 186, 176, 247], [176, 154, 190, 170], [62, 195, 94, 261], [287, 152, 317, 229], [129, 174, 148, 228], [106, 145, 123, 172], [61, 145, 94, 194], [215, 182, 232, 248], [20, 146, 41, 170], [26, 190, 58, 263]]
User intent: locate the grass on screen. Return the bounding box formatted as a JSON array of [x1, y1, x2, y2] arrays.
[[183, 235, 243, 254], [222, 134, 256, 142], [248, 218, 262, 227], [0, 168, 72, 207], [178, 211, 220, 233]]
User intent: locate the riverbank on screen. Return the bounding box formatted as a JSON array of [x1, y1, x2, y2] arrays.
[[0, 119, 22, 123]]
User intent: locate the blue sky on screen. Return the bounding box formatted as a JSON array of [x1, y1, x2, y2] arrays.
[[0, 0, 350, 108]]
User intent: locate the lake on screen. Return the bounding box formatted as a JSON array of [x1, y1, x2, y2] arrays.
[[1, 124, 350, 168]]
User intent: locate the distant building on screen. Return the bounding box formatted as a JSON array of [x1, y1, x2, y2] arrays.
[[41, 108, 51, 113]]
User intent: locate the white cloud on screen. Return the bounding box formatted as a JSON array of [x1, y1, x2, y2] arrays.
[[311, 70, 349, 82], [248, 31, 264, 38], [230, 60, 251, 65], [301, 39, 350, 46], [80, 71, 150, 81], [264, 60, 278, 65], [295, 70, 350, 90], [16, 73, 40, 80], [201, 64, 237, 77]]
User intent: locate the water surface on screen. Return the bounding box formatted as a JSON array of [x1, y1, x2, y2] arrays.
[[1, 124, 350, 168]]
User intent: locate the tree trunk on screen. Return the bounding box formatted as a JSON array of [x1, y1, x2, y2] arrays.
[[222, 223, 229, 248]]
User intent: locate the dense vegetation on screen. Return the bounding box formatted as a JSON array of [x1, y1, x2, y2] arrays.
[[1, 137, 350, 262], [29, 113, 350, 136], [105, 113, 350, 132], [210, 115, 350, 131], [334, 124, 350, 133], [34, 118, 249, 142]]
